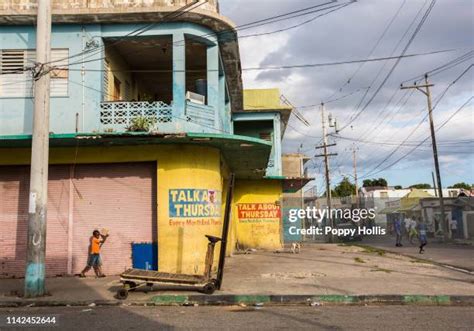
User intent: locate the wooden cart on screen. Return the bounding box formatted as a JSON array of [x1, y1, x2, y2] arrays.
[[116, 174, 235, 300]]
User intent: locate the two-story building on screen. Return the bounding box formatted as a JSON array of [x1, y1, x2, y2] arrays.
[[0, 1, 301, 278]]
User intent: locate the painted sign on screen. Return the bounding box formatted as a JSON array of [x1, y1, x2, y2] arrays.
[[168, 189, 221, 226], [237, 203, 281, 223]]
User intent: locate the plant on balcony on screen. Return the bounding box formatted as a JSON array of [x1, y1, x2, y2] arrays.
[[126, 116, 157, 132]]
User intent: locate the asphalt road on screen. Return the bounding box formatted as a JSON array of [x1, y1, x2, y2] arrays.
[[1, 306, 473, 330]]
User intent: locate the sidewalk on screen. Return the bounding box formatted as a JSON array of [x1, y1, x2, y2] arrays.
[[358, 236, 474, 272], [1, 244, 473, 306]]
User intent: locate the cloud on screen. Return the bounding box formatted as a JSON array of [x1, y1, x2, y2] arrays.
[[220, 0, 474, 187]]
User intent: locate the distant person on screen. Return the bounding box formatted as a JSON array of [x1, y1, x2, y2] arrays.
[[79, 230, 109, 278], [408, 218, 418, 244], [450, 219, 458, 238], [394, 217, 403, 247], [418, 221, 428, 254]]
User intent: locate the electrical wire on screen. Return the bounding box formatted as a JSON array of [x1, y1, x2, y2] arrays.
[[238, 1, 354, 39], [339, 0, 437, 132], [349, 63, 473, 178], [360, 95, 473, 178], [325, 0, 407, 103]]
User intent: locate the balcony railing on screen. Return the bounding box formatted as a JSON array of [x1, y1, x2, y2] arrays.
[[100, 101, 172, 130], [185, 101, 215, 128]]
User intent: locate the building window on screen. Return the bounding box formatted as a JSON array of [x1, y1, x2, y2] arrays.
[[0, 49, 69, 97]]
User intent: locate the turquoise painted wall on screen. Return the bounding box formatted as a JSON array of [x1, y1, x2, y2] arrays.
[[232, 112, 282, 176], [0, 22, 231, 135]]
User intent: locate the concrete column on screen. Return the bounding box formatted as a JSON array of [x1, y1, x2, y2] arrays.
[[218, 58, 228, 132], [173, 32, 186, 120], [207, 44, 219, 130], [273, 113, 282, 176]]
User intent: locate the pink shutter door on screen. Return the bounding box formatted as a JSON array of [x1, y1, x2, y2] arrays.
[[0, 166, 29, 278], [0, 166, 69, 278], [71, 163, 156, 275]]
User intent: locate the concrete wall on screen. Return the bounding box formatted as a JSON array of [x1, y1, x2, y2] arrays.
[[232, 179, 283, 250], [282, 154, 303, 178], [0, 22, 231, 135], [0, 0, 220, 13]]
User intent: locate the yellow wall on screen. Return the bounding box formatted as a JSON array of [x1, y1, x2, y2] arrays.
[[0, 145, 225, 275], [232, 179, 283, 250]]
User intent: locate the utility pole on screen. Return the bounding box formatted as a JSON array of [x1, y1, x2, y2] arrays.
[[315, 103, 338, 243], [351, 145, 359, 207], [401, 74, 448, 241], [431, 171, 438, 197], [25, 0, 52, 297]]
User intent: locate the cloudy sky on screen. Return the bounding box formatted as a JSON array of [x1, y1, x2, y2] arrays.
[[220, 0, 474, 192]]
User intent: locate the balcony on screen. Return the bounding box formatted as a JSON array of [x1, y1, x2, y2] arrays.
[[99, 100, 216, 132], [100, 101, 172, 130]]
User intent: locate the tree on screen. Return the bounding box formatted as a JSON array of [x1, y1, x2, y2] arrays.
[[449, 182, 472, 190], [394, 185, 402, 190], [333, 177, 356, 197], [362, 178, 388, 188], [409, 183, 431, 189]]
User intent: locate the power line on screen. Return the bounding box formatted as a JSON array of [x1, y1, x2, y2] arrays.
[[360, 95, 473, 178], [41, 48, 456, 74], [354, 63, 473, 178], [401, 49, 474, 84], [339, 0, 437, 132], [44, 1, 339, 69], [238, 1, 354, 39], [42, 1, 204, 68], [325, 0, 407, 103]]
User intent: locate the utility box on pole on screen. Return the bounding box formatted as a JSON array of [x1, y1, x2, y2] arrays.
[[24, 0, 52, 298]]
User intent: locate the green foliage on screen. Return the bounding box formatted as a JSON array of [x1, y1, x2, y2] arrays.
[[126, 116, 156, 132], [394, 185, 402, 189], [333, 177, 356, 197], [362, 178, 388, 188], [409, 183, 431, 189], [448, 182, 472, 190]]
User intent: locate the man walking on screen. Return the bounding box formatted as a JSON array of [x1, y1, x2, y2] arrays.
[[394, 216, 403, 247], [418, 221, 428, 254], [80, 230, 109, 278]]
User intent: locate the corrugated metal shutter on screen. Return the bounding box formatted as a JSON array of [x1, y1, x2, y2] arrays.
[[0, 166, 29, 277], [71, 163, 156, 275], [0, 162, 156, 278], [0, 165, 70, 277]]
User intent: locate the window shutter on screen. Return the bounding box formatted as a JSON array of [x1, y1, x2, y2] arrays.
[[0, 50, 33, 97], [50, 49, 68, 97], [0, 49, 68, 97]]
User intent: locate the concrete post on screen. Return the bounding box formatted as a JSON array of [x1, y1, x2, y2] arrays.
[[173, 32, 186, 123], [25, 0, 52, 298], [207, 44, 219, 130]]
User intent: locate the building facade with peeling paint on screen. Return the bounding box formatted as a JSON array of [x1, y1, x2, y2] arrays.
[[0, 1, 305, 278]]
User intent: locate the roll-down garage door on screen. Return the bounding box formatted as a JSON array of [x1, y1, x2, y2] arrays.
[[0, 163, 156, 277]]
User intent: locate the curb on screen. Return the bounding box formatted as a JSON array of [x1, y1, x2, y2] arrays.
[[1, 295, 474, 308], [353, 243, 474, 274]]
